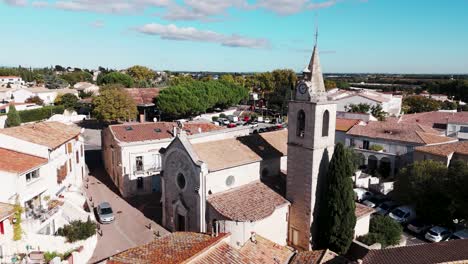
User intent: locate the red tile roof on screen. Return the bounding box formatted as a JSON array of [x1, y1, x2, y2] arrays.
[[207, 181, 289, 222], [192, 129, 287, 171], [289, 250, 326, 264], [336, 118, 361, 132], [108, 232, 228, 264], [415, 141, 468, 157], [193, 234, 295, 264], [0, 148, 47, 174], [362, 239, 468, 264], [0, 122, 81, 149], [399, 111, 468, 127], [347, 121, 455, 145], [125, 88, 161, 105], [355, 203, 375, 219], [110, 122, 222, 143]]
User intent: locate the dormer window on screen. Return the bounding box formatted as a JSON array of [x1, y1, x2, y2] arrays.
[[297, 110, 306, 138]]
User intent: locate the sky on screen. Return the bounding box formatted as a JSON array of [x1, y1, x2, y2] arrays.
[[0, 0, 467, 74]]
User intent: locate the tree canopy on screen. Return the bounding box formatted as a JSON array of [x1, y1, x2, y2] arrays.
[[402, 95, 441, 113], [317, 143, 356, 254], [55, 93, 79, 110], [93, 86, 137, 122], [346, 103, 387, 121], [127, 65, 155, 82], [156, 80, 248, 119], [394, 160, 468, 225], [6, 105, 21, 127], [61, 71, 93, 86], [358, 215, 403, 248], [97, 72, 134, 88], [25, 96, 44, 106]]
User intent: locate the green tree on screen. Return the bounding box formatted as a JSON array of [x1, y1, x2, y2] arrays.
[[371, 104, 387, 121], [55, 93, 79, 110], [127, 65, 155, 81], [325, 80, 337, 90], [6, 105, 21, 127], [267, 69, 297, 115], [97, 72, 134, 88], [220, 74, 235, 83], [394, 160, 452, 225], [346, 103, 371, 113], [447, 160, 468, 221], [93, 87, 137, 122], [317, 143, 356, 254], [358, 215, 403, 248], [25, 96, 44, 106], [61, 71, 93, 86], [402, 95, 441, 113]]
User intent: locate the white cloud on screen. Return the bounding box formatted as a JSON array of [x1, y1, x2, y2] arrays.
[[32, 1, 48, 7], [135, 23, 270, 49], [53, 0, 170, 13], [257, 0, 336, 15], [3, 0, 28, 6]]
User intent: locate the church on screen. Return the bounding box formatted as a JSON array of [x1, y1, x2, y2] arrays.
[[160, 41, 372, 251]]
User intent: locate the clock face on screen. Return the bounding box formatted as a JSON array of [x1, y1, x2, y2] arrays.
[[298, 83, 308, 94]]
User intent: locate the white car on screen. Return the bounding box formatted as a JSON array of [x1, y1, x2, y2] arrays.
[[353, 188, 373, 202], [448, 229, 468, 240], [218, 118, 230, 125], [388, 206, 416, 224], [425, 226, 452, 242]]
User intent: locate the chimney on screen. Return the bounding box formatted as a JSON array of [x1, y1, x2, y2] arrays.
[[173, 126, 177, 137]]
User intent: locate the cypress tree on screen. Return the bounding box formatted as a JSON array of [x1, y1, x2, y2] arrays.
[[318, 143, 356, 254], [6, 105, 21, 127]]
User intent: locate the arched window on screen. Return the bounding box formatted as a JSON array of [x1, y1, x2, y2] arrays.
[[297, 110, 306, 138], [322, 110, 330, 137]]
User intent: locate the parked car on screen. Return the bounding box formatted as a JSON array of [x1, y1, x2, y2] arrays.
[[212, 121, 220, 126], [264, 118, 271, 123], [362, 195, 389, 208], [249, 123, 259, 128], [425, 226, 452, 242], [448, 229, 468, 240], [389, 206, 417, 224], [353, 188, 373, 202], [407, 219, 432, 235], [97, 202, 115, 224], [227, 115, 239, 123], [227, 123, 237, 128], [218, 118, 230, 125], [374, 201, 399, 216]]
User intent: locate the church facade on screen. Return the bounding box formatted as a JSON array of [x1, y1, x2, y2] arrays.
[[160, 42, 365, 251]]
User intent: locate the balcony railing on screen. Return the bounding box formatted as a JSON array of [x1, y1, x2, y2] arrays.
[[133, 165, 162, 175]]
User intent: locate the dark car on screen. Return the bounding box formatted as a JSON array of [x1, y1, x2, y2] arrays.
[[407, 219, 432, 235]]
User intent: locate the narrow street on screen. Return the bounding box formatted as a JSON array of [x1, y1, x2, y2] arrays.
[[84, 150, 169, 263]]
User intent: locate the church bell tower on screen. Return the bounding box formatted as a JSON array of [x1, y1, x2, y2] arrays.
[[286, 34, 336, 250]]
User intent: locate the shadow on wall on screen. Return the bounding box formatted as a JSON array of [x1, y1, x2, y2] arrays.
[[311, 148, 330, 248]]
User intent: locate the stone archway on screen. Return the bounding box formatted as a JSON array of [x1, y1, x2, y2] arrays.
[[368, 155, 378, 172]]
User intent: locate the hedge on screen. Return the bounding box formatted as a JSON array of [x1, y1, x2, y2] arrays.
[[57, 219, 96, 243], [18, 105, 65, 123]]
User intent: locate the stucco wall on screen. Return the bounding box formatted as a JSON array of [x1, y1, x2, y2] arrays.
[[355, 215, 371, 238]]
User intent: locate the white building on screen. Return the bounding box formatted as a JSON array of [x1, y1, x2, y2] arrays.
[[74, 82, 99, 95], [102, 121, 249, 197], [327, 88, 402, 116], [0, 76, 24, 86], [0, 122, 86, 235], [0, 102, 42, 114]]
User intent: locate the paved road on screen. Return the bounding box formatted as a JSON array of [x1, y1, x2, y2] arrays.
[[403, 230, 428, 246], [84, 151, 169, 263]]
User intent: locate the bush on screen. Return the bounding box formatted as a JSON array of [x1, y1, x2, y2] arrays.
[[18, 105, 65, 123], [369, 145, 384, 152], [56, 219, 96, 243], [212, 116, 219, 122], [357, 233, 385, 246], [219, 113, 227, 118], [358, 215, 403, 248]]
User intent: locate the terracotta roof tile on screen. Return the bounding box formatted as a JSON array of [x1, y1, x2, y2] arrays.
[[347, 121, 455, 145], [0, 122, 81, 149], [192, 129, 287, 171], [110, 122, 222, 143], [0, 148, 47, 174], [0, 202, 15, 221], [362, 239, 468, 264], [192, 242, 251, 264], [289, 250, 326, 264], [125, 88, 161, 105], [415, 141, 468, 157], [238, 235, 295, 264], [399, 111, 468, 127], [207, 181, 289, 222], [355, 203, 375, 219], [336, 118, 360, 132], [108, 232, 228, 264]]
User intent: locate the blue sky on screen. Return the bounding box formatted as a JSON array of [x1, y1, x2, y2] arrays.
[[1, 0, 467, 73]]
